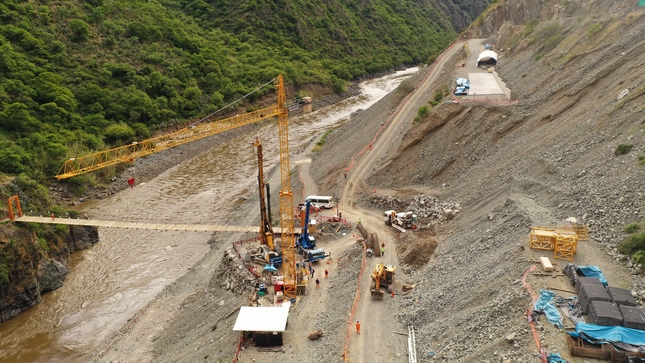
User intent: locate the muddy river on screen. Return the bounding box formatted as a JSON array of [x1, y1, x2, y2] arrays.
[[0, 68, 416, 362]]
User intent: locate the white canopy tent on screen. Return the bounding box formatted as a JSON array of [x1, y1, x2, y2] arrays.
[[477, 50, 498, 67], [233, 301, 291, 332]]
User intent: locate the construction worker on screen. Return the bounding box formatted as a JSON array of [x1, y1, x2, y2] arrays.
[[315, 278, 320, 288], [310, 268, 315, 278], [381, 246, 385, 257], [324, 269, 328, 278], [356, 321, 361, 334]]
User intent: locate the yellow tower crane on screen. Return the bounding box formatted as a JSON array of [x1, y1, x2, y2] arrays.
[[56, 75, 297, 298]]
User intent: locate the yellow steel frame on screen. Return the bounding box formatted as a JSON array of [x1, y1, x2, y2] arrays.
[[554, 233, 577, 261], [276, 75, 296, 299], [529, 228, 557, 250], [56, 105, 280, 179], [537, 225, 589, 240]]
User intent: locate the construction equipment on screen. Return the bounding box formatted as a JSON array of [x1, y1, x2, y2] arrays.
[[254, 137, 274, 250], [56, 75, 298, 298], [296, 200, 329, 263], [256, 245, 282, 267], [371, 263, 396, 299], [383, 210, 417, 232]]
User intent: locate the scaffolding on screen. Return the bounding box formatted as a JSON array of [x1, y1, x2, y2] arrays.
[[530, 228, 580, 261], [554, 233, 577, 262]]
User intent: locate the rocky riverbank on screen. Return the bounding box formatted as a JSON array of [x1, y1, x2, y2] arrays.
[[0, 224, 98, 321]]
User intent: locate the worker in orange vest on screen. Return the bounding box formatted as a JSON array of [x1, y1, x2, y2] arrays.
[[356, 321, 361, 335]]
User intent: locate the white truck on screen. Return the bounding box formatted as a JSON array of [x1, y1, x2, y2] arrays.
[[383, 210, 418, 232]]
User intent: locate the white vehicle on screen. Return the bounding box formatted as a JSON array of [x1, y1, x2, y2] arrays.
[[305, 195, 335, 209], [383, 210, 418, 230]]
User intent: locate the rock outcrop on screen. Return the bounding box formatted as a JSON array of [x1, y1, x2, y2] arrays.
[[0, 223, 98, 322]]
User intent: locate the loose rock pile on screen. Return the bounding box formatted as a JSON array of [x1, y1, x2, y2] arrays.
[[368, 193, 462, 226], [216, 249, 257, 295]]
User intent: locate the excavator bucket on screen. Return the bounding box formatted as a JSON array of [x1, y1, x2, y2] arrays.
[[371, 289, 384, 299]]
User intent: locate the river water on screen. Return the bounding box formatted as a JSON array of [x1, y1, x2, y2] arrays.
[[0, 68, 417, 362]]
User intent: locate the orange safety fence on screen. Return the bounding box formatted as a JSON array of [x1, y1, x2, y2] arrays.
[[232, 336, 243, 363], [232, 236, 263, 279], [343, 239, 368, 362], [521, 264, 547, 363]]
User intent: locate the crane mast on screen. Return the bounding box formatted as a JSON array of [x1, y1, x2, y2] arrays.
[[276, 75, 297, 298], [253, 137, 274, 250]]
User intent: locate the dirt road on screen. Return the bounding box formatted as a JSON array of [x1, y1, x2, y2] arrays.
[[337, 42, 464, 362]]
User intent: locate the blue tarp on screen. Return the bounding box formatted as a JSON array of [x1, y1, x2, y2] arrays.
[[535, 289, 563, 329], [546, 352, 568, 363], [455, 78, 470, 88], [577, 266, 608, 286], [263, 264, 277, 272], [454, 86, 468, 96], [569, 322, 645, 346]]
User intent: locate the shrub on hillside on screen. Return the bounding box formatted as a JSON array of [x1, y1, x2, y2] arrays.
[[615, 144, 633, 156], [618, 232, 645, 255], [104, 123, 136, 145], [69, 19, 90, 42], [414, 106, 429, 122], [625, 223, 642, 234], [634, 251, 645, 267]]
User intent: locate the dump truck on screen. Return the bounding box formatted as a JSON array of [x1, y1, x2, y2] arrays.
[[370, 263, 396, 299]]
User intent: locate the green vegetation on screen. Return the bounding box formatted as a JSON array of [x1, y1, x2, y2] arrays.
[[429, 85, 450, 106], [619, 232, 645, 257], [625, 223, 642, 234], [619, 220, 645, 266], [615, 144, 633, 156], [532, 22, 566, 53], [0, 0, 480, 213], [586, 23, 603, 38], [38, 237, 50, 254], [312, 130, 335, 152], [414, 106, 430, 122], [523, 19, 540, 37], [0, 261, 9, 288]]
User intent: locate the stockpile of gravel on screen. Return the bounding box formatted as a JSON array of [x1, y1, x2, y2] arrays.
[[367, 193, 461, 226]]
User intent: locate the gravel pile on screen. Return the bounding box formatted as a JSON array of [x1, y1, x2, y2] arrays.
[[368, 193, 462, 226]]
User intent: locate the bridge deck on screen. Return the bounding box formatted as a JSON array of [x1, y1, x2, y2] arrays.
[[14, 216, 301, 234]]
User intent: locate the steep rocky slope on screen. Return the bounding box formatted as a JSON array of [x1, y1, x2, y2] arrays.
[[312, 0, 644, 361]]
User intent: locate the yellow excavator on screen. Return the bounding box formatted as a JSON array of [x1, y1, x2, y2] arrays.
[[371, 263, 395, 299]]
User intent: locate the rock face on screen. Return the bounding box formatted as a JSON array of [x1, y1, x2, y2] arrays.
[[0, 223, 99, 322], [216, 249, 257, 295], [37, 259, 68, 293], [67, 225, 99, 252]]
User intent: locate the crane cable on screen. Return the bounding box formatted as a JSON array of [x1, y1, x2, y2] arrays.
[[187, 77, 278, 128]]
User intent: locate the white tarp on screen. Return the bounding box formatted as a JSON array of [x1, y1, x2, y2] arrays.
[[233, 301, 291, 332], [477, 50, 498, 64]]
